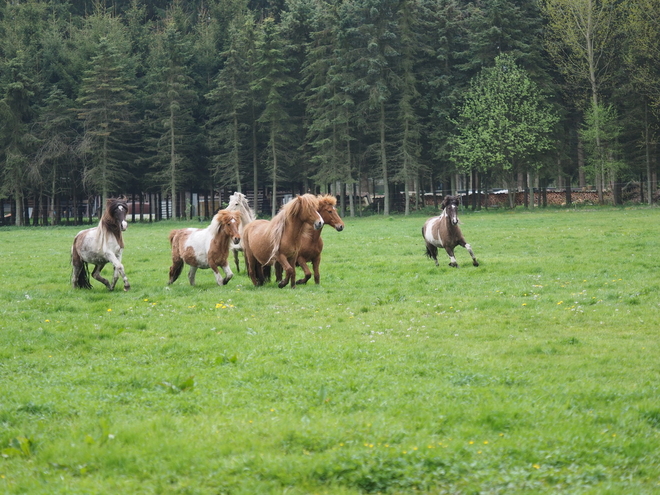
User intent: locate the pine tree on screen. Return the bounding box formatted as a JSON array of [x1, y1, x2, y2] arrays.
[[252, 16, 296, 216], [145, 8, 198, 219], [206, 19, 249, 192], [76, 35, 136, 205], [302, 1, 354, 203]]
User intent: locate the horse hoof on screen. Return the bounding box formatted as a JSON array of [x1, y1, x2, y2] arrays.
[[124, 286, 131, 292], [449, 263, 458, 268], [473, 261, 479, 267]]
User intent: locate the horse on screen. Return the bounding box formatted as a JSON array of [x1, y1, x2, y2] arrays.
[[242, 194, 323, 288], [275, 194, 344, 285], [422, 195, 479, 268], [226, 192, 256, 273], [168, 209, 241, 286], [71, 197, 130, 291]]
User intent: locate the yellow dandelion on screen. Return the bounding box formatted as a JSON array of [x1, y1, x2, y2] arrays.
[[477, 450, 482, 454], [107, 308, 112, 312], [45, 319, 50, 322], [143, 298, 149, 302], [533, 464, 540, 469], [522, 303, 527, 306], [557, 301, 563, 305], [483, 441, 489, 445], [469, 441, 474, 445]]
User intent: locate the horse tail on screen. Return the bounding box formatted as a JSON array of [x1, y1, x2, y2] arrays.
[[72, 249, 93, 289], [425, 242, 438, 260], [168, 230, 178, 245]]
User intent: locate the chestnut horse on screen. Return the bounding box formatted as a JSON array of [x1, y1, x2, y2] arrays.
[[72, 197, 130, 291], [168, 209, 241, 286], [226, 192, 256, 273], [276, 194, 344, 285], [422, 195, 479, 268], [242, 194, 323, 288]]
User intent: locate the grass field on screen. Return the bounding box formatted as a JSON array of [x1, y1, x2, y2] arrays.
[[1, 206, 659, 494]]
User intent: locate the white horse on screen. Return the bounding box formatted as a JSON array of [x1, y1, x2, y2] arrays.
[[422, 195, 479, 268], [226, 192, 256, 272], [72, 198, 130, 291]]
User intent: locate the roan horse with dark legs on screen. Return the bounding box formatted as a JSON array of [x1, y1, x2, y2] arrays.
[[275, 194, 344, 285], [422, 195, 479, 268], [71, 197, 131, 291], [226, 192, 256, 273], [168, 209, 241, 286]]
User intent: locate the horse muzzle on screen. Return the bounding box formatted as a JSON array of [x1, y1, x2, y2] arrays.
[[121, 220, 128, 231], [313, 212, 324, 231], [233, 237, 241, 245], [335, 224, 344, 232]]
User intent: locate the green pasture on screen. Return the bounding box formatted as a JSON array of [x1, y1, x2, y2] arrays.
[[1, 207, 659, 494]]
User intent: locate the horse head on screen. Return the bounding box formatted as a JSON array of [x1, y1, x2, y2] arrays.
[[441, 195, 460, 226], [291, 194, 323, 231], [105, 198, 129, 232], [317, 195, 344, 232], [215, 209, 241, 244]]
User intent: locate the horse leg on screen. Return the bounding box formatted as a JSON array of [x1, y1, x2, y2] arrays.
[[460, 241, 479, 267], [245, 253, 260, 286], [275, 262, 283, 283], [276, 254, 296, 289], [295, 257, 312, 285], [311, 254, 321, 285], [91, 263, 113, 290], [425, 242, 439, 266], [188, 266, 198, 286], [106, 252, 130, 291], [210, 261, 233, 286], [233, 249, 240, 273], [72, 260, 90, 289], [444, 246, 459, 268]]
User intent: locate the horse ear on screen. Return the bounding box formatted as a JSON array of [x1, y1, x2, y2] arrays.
[[441, 196, 449, 209]]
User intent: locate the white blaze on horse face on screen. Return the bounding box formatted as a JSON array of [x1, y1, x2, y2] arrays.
[[446, 204, 459, 225], [118, 206, 128, 231], [314, 211, 324, 230]]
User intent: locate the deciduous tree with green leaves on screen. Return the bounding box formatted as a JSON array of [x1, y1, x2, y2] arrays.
[[451, 54, 558, 208]]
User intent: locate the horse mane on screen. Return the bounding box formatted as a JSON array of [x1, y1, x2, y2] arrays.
[[213, 209, 240, 232], [317, 194, 337, 208], [227, 192, 256, 226], [100, 198, 128, 249], [266, 194, 318, 262]]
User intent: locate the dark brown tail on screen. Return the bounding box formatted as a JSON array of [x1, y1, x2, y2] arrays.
[[425, 243, 438, 260], [169, 260, 184, 284], [72, 250, 93, 289]]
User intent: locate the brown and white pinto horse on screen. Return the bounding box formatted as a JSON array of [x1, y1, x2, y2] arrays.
[[242, 194, 323, 288], [226, 192, 256, 273], [422, 195, 479, 268], [276, 195, 344, 285], [168, 209, 241, 286], [72, 197, 130, 291]]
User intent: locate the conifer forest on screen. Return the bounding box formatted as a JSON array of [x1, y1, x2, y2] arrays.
[[1, 0, 659, 224]]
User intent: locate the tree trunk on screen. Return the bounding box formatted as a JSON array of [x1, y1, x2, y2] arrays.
[[379, 102, 389, 216], [271, 127, 278, 217]]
